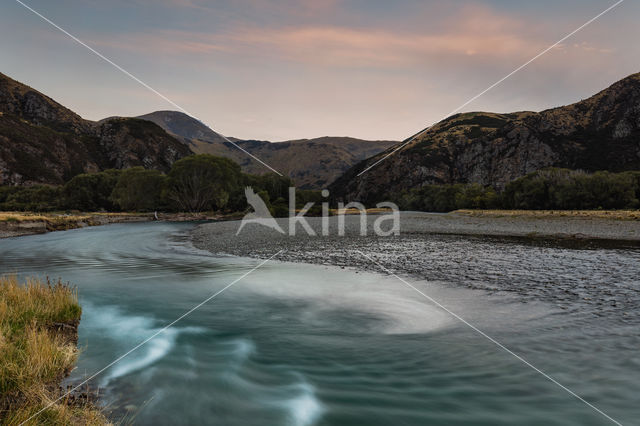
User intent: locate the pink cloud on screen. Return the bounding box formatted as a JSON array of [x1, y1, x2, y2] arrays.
[[91, 3, 614, 70]]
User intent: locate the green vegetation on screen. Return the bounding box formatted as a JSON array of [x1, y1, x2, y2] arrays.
[[110, 167, 165, 212], [502, 169, 640, 210], [2, 156, 638, 215], [0, 276, 109, 425], [0, 185, 62, 212], [0, 154, 301, 215], [166, 154, 243, 212], [395, 168, 640, 212], [397, 183, 499, 212], [63, 169, 121, 211]]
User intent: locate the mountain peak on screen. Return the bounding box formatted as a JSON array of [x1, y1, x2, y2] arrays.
[[137, 111, 227, 145]]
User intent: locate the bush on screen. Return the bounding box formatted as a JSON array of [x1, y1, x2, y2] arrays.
[[111, 167, 166, 211], [397, 183, 499, 212], [62, 170, 121, 211], [232, 173, 292, 212], [503, 168, 639, 210], [0, 185, 62, 211], [271, 197, 289, 217], [166, 154, 243, 212], [0, 186, 21, 204]]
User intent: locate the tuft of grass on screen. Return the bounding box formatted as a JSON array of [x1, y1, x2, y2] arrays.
[[0, 276, 109, 425]]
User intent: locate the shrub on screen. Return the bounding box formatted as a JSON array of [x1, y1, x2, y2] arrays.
[[166, 154, 243, 212], [397, 183, 499, 212], [111, 167, 166, 211], [0, 185, 62, 211], [503, 168, 639, 210], [62, 170, 121, 211]]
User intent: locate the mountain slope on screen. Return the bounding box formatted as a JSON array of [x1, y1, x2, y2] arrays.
[[138, 111, 396, 189], [331, 72, 640, 204], [0, 72, 192, 185]]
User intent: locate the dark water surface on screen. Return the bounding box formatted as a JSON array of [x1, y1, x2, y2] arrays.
[[0, 222, 638, 425]]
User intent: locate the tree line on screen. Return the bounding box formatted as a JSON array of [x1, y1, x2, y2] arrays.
[[3, 162, 639, 213], [395, 168, 640, 212], [0, 154, 297, 214]]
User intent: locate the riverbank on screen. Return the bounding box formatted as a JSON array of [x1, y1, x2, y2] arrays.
[[191, 210, 640, 274], [0, 276, 109, 425], [0, 211, 239, 239], [0, 212, 151, 239]]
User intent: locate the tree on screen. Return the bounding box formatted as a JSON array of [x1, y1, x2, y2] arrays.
[[62, 170, 121, 211], [455, 183, 499, 209], [166, 154, 242, 212], [0, 185, 61, 211], [504, 168, 639, 210], [111, 167, 166, 211]]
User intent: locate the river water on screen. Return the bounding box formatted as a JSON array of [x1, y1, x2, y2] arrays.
[[0, 222, 638, 425]]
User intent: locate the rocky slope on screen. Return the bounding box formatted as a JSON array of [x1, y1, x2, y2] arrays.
[[138, 111, 396, 189], [331, 72, 640, 204], [0, 72, 192, 185]]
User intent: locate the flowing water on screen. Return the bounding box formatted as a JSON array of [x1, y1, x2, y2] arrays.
[[1, 222, 639, 425]]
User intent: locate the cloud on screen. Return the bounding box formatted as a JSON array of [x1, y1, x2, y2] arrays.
[[61, 1, 626, 140], [89, 5, 543, 66], [90, 2, 617, 71]]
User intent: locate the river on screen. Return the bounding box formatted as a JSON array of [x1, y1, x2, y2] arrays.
[[0, 222, 638, 425]]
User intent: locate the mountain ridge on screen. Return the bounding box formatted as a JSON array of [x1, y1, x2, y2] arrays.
[[330, 72, 640, 204], [0, 72, 394, 189], [137, 110, 397, 189], [0, 72, 192, 185]]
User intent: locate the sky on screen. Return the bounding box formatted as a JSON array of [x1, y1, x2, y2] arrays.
[[1, 0, 638, 141]]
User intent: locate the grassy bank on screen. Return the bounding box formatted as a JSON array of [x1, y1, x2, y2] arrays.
[[455, 209, 640, 220], [0, 276, 109, 425], [0, 212, 154, 239], [0, 211, 151, 230]]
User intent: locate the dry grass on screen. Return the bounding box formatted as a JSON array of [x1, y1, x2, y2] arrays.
[[0, 276, 109, 425], [0, 212, 151, 234], [0, 213, 94, 231], [0, 212, 148, 222], [454, 209, 640, 221]]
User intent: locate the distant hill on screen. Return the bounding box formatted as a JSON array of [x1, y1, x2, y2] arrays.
[[138, 111, 397, 189], [331, 72, 640, 204], [137, 111, 228, 145], [0, 72, 192, 185]]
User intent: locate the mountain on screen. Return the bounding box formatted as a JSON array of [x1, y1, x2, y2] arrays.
[[330, 72, 640, 204], [0, 72, 192, 186], [138, 111, 396, 189], [137, 111, 228, 145]]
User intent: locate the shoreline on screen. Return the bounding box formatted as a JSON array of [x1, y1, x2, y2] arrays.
[[0, 276, 109, 424], [3, 209, 639, 242], [0, 211, 242, 239], [190, 211, 640, 275]]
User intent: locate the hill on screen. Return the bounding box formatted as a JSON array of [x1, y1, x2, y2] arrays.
[[138, 111, 396, 189], [330, 72, 640, 204], [0, 72, 192, 186]]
